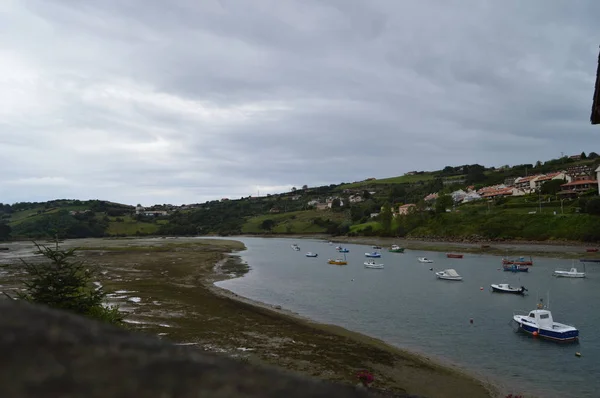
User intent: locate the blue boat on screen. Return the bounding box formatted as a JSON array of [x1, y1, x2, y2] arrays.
[[364, 252, 382, 258], [338, 248, 349, 253], [503, 264, 529, 272], [580, 258, 600, 263], [513, 302, 579, 343]]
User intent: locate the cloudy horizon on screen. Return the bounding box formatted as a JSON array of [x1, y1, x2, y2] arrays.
[[1, 0, 599, 206]]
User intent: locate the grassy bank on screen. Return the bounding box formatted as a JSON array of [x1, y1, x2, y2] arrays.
[[0, 238, 495, 397]]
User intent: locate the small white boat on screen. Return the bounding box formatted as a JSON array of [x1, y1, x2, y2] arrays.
[[365, 252, 382, 258], [417, 257, 433, 263], [435, 269, 462, 281], [513, 301, 579, 342], [372, 245, 382, 250], [291, 244, 300, 251], [491, 283, 527, 295], [364, 260, 384, 269], [305, 252, 318, 258], [553, 267, 585, 278]]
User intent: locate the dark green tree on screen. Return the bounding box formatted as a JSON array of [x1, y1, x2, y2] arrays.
[[16, 241, 123, 325], [261, 219, 275, 231], [435, 194, 453, 214], [0, 223, 10, 241], [540, 179, 566, 195], [581, 152, 587, 160], [380, 203, 393, 234], [586, 198, 600, 215]]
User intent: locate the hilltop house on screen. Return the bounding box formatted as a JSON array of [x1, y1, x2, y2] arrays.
[[462, 191, 482, 203], [348, 194, 363, 203], [533, 171, 569, 190], [398, 204, 416, 215], [481, 187, 525, 199], [559, 177, 599, 198], [514, 175, 543, 193], [451, 189, 468, 203], [424, 193, 438, 202]]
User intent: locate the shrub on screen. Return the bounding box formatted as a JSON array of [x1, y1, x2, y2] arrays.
[[16, 241, 123, 325]]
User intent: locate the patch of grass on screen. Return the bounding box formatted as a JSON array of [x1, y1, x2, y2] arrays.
[[107, 216, 160, 236], [242, 210, 346, 234], [340, 173, 435, 189], [349, 221, 383, 233]]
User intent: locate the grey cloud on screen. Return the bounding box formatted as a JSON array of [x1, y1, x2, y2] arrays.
[[0, 0, 598, 205]]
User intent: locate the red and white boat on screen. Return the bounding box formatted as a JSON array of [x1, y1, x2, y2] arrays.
[[502, 256, 533, 266]]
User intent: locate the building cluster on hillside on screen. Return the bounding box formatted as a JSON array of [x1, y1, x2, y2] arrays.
[[420, 165, 600, 207]]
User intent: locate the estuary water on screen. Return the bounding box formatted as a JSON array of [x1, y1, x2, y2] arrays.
[[215, 237, 600, 398]]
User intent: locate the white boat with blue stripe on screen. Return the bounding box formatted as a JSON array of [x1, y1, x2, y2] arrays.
[[513, 305, 579, 342]]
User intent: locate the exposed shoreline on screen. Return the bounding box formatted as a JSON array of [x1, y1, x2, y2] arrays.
[[208, 252, 501, 398]]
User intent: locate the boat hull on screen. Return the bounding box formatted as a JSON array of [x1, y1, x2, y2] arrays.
[[553, 272, 584, 278], [306, 254, 318, 258], [502, 260, 533, 266], [446, 254, 463, 259], [436, 276, 463, 281], [388, 249, 404, 253], [514, 321, 579, 342], [503, 265, 529, 272], [491, 286, 525, 294], [365, 253, 381, 258], [580, 259, 600, 263]]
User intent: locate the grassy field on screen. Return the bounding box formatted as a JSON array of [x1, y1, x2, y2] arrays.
[[106, 215, 161, 236], [339, 173, 435, 189], [242, 210, 347, 234], [8, 205, 90, 226]]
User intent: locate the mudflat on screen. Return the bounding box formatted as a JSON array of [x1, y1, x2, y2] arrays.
[[0, 238, 496, 397]]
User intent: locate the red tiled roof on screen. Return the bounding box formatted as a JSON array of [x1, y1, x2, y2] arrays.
[[516, 175, 543, 183], [482, 188, 514, 197], [560, 180, 598, 187], [399, 204, 416, 208]]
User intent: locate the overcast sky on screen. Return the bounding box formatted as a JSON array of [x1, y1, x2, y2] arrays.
[[1, 0, 598, 206]]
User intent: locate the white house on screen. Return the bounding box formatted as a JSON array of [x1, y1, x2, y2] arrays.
[[534, 171, 570, 190], [462, 192, 482, 203], [143, 210, 168, 217], [348, 194, 363, 203], [514, 175, 543, 193], [451, 189, 468, 203]]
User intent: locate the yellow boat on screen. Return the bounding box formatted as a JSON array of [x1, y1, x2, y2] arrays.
[[328, 257, 347, 265]]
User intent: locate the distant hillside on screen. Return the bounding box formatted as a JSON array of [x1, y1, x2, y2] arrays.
[[1, 152, 599, 242]]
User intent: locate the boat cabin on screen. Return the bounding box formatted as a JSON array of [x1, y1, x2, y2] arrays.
[[527, 310, 554, 328]]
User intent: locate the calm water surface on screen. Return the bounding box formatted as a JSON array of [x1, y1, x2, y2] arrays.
[[215, 237, 600, 398]]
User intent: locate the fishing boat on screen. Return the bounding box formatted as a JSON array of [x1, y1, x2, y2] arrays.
[[435, 269, 462, 281], [372, 245, 382, 250], [328, 257, 347, 265], [513, 300, 579, 342], [305, 252, 318, 258], [502, 256, 533, 266], [553, 267, 585, 278], [446, 253, 463, 259], [364, 252, 382, 258], [417, 257, 433, 263], [338, 248, 349, 253], [491, 283, 527, 295], [503, 264, 529, 273], [388, 245, 404, 253], [364, 260, 384, 269]]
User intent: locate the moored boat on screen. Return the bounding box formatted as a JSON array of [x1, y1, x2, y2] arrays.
[[503, 264, 529, 273], [553, 267, 585, 278], [513, 302, 579, 342], [586, 248, 598, 252], [338, 248, 349, 253], [580, 258, 600, 263], [291, 244, 300, 251], [446, 253, 463, 259], [417, 257, 433, 263], [372, 245, 382, 250], [305, 252, 318, 258], [435, 269, 462, 281], [388, 245, 404, 253], [328, 257, 347, 265], [364, 260, 384, 269], [502, 256, 533, 266], [365, 252, 382, 258], [491, 283, 527, 295]]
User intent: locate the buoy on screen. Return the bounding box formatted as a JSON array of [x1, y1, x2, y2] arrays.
[[469, 318, 473, 324], [575, 352, 581, 357], [480, 287, 484, 290], [533, 331, 539, 337]]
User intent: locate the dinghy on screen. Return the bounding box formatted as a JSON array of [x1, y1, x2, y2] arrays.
[[417, 257, 433, 263], [364, 260, 384, 269], [364, 252, 382, 258], [435, 269, 462, 281], [553, 267, 585, 278], [491, 283, 527, 295], [305, 252, 318, 258]]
